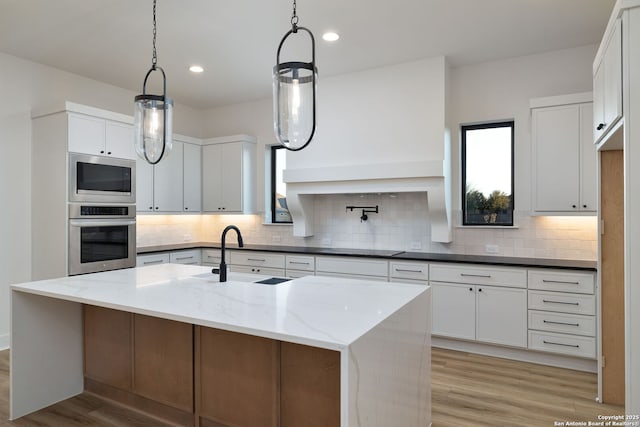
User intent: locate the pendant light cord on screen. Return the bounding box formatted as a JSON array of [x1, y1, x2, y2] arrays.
[[291, 0, 298, 31], [151, 0, 158, 69]]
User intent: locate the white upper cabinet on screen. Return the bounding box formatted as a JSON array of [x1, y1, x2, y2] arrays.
[[202, 135, 256, 214], [183, 142, 202, 212], [594, 18, 623, 144], [136, 141, 184, 213], [68, 113, 135, 160], [531, 95, 596, 214]]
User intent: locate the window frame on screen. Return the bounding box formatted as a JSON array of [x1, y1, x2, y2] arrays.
[[270, 145, 293, 224], [460, 120, 515, 226]]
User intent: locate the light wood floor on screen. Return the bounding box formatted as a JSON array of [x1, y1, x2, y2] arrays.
[[0, 347, 624, 426]]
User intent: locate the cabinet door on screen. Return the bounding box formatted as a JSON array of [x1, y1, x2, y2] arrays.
[[579, 103, 597, 211], [133, 314, 193, 412], [136, 157, 155, 212], [431, 282, 476, 340], [153, 141, 183, 212], [202, 144, 223, 212], [68, 114, 105, 155], [603, 19, 622, 133], [183, 142, 201, 212], [593, 62, 606, 142], [476, 286, 527, 348], [83, 305, 132, 390], [221, 142, 244, 212], [532, 105, 580, 212], [105, 121, 135, 160], [196, 327, 279, 427]]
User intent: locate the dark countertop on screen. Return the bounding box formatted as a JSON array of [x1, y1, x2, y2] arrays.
[[137, 242, 597, 271]]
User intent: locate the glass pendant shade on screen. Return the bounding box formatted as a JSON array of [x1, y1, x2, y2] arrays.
[[273, 26, 317, 151], [134, 66, 173, 165], [134, 94, 173, 164]]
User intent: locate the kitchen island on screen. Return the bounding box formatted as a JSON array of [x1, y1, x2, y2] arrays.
[[10, 264, 431, 426]]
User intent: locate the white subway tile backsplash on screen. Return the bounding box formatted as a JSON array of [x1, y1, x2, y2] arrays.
[[138, 193, 597, 261]]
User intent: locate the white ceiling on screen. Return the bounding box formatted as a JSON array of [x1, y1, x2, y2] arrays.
[[0, 0, 615, 109]]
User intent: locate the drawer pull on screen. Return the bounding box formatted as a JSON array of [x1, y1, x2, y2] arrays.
[[460, 273, 491, 278], [543, 320, 579, 327], [143, 259, 164, 265], [542, 279, 580, 285], [289, 261, 310, 265], [543, 340, 580, 348], [542, 299, 579, 306], [175, 256, 193, 261], [247, 258, 266, 262], [396, 268, 424, 273]]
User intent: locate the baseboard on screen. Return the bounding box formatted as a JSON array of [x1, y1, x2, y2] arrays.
[[0, 333, 9, 351], [432, 336, 598, 373]]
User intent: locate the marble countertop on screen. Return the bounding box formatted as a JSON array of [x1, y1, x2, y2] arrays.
[[137, 242, 597, 270], [11, 264, 427, 351]]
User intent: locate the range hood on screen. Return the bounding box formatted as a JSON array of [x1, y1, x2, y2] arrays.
[[283, 160, 452, 243]]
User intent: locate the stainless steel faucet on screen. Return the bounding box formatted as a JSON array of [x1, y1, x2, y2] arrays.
[[218, 225, 244, 282]]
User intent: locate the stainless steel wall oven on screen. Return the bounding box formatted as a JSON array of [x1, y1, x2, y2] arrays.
[[68, 204, 136, 275]]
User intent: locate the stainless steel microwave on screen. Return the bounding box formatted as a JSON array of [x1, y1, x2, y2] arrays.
[[69, 153, 136, 204]]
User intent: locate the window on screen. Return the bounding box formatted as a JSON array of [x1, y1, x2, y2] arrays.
[[461, 121, 514, 226], [270, 145, 292, 223]]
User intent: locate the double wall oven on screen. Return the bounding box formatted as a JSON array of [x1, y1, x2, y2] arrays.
[[68, 153, 136, 275]]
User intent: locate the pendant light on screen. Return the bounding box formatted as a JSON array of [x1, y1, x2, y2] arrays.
[[272, 0, 317, 151], [134, 0, 173, 165]]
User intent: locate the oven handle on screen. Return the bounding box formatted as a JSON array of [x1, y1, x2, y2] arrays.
[[69, 219, 136, 227]]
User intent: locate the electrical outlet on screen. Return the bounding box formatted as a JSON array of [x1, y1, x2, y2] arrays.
[[410, 241, 422, 250], [183, 234, 192, 242], [485, 244, 499, 254]]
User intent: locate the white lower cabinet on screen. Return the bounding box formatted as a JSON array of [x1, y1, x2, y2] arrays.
[[526, 269, 596, 358], [137, 253, 170, 267], [431, 282, 527, 348], [201, 249, 222, 266], [315, 256, 388, 281], [169, 249, 201, 265], [430, 263, 528, 348], [229, 250, 286, 277]]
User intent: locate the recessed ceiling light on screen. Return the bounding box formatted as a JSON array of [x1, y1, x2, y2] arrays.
[[189, 65, 204, 73], [322, 32, 340, 42]]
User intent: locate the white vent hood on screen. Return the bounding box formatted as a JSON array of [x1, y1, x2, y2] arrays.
[[283, 160, 452, 243]]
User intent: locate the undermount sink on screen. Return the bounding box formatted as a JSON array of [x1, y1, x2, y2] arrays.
[[191, 272, 290, 285]]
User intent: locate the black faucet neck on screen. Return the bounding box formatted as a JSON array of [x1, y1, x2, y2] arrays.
[[219, 225, 244, 282]]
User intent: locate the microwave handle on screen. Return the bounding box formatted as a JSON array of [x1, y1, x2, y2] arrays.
[[69, 219, 136, 227]]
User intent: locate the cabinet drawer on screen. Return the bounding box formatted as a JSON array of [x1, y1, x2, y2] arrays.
[[170, 249, 202, 265], [229, 265, 285, 277], [528, 310, 596, 337], [390, 261, 429, 281], [528, 290, 595, 315], [137, 253, 170, 266], [430, 263, 526, 288], [285, 255, 315, 272], [528, 269, 594, 294], [528, 330, 596, 359], [202, 249, 222, 265], [316, 256, 388, 278], [229, 251, 285, 269]]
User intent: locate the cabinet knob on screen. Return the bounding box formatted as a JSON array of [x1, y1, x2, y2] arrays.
[[572, 205, 577, 209], [596, 123, 606, 131], [583, 204, 587, 208], [469, 287, 473, 291], [149, 206, 153, 210], [155, 207, 159, 210], [107, 151, 112, 155], [185, 207, 189, 210], [100, 150, 105, 154], [478, 288, 483, 292]]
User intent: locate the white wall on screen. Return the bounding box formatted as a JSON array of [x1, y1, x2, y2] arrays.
[[0, 51, 204, 350]]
